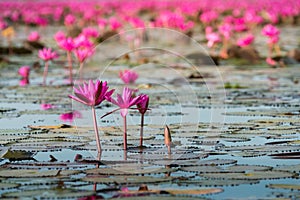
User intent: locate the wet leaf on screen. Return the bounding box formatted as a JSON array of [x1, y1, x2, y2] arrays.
[[268, 184, 300, 190], [200, 171, 297, 180], [82, 176, 173, 184], [2, 189, 94, 198]]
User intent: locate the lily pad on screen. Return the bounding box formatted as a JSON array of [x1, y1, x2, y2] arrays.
[[0, 169, 59, 178], [199, 171, 297, 180], [267, 184, 300, 190], [85, 165, 176, 175], [2, 189, 94, 198], [82, 175, 173, 184]]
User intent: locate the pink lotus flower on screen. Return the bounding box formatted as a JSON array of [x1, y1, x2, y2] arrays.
[[58, 37, 76, 84], [262, 24, 280, 38], [18, 66, 30, 78], [266, 57, 277, 66], [119, 70, 139, 84], [73, 34, 93, 49], [206, 32, 221, 48], [58, 37, 75, 52], [64, 14, 76, 26], [69, 80, 114, 107], [38, 48, 59, 85], [108, 87, 140, 117], [237, 34, 255, 47], [69, 80, 114, 153], [19, 78, 29, 86], [41, 103, 55, 110], [74, 48, 95, 63], [27, 31, 40, 42], [137, 94, 149, 115], [60, 111, 81, 123], [54, 31, 66, 43], [38, 48, 59, 61], [106, 87, 142, 150], [82, 27, 99, 38]]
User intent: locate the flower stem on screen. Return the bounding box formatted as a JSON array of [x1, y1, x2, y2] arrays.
[[92, 106, 102, 153], [43, 61, 49, 85], [67, 51, 73, 85], [139, 113, 144, 147], [79, 62, 84, 82], [123, 116, 127, 150]]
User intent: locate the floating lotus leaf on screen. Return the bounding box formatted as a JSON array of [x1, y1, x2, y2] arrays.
[[226, 165, 272, 172], [128, 151, 204, 161], [29, 124, 73, 130], [2, 189, 94, 198], [117, 188, 223, 196], [10, 140, 85, 151], [178, 179, 259, 186], [2, 150, 35, 160], [0, 169, 59, 178], [3, 178, 60, 186], [109, 195, 208, 200], [249, 118, 300, 124], [0, 107, 16, 113], [85, 166, 175, 175], [82, 175, 172, 184], [0, 129, 46, 135], [180, 166, 223, 173], [0, 135, 28, 145], [200, 171, 297, 180], [0, 182, 19, 190], [275, 164, 300, 173], [5, 161, 92, 170], [267, 184, 300, 190]]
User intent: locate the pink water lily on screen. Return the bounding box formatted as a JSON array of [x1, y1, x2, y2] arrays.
[[237, 34, 255, 47], [69, 80, 114, 154], [105, 87, 142, 150], [108, 87, 141, 117], [18, 66, 30, 78], [38, 48, 59, 85], [58, 37, 76, 84], [27, 31, 40, 42], [119, 70, 139, 84]]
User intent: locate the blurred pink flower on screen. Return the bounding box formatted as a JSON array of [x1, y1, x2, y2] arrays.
[[237, 34, 255, 47], [73, 34, 93, 48], [82, 27, 99, 38], [18, 66, 30, 78], [27, 31, 40, 42], [54, 31, 66, 42], [58, 37, 75, 52], [206, 32, 221, 48], [266, 57, 277, 66], [262, 24, 280, 37], [41, 103, 55, 110], [64, 14, 76, 26], [74, 48, 95, 63], [59, 111, 81, 123], [38, 48, 59, 61], [119, 70, 138, 84], [19, 78, 29, 86]]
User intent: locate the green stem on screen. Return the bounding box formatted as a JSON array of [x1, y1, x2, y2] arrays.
[[92, 106, 102, 153]]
